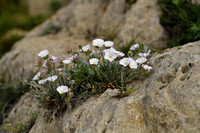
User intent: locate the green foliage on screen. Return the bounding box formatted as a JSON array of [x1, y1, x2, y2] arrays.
[[0, 0, 48, 58], [159, 0, 200, 47], [50, 0, 63, 12], [120, 39, 136, 55], [125, 0, 137, 6], [4, 111, 38, 133], [28, 40, 152, 119], [99, 23, 118, 41]]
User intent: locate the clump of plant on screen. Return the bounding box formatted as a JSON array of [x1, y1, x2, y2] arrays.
[[159, 0, 200, 47], [27, 39, 152, 117]]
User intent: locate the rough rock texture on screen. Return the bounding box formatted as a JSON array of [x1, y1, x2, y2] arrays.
[[0, 35, 88, 87], [0, 91, 39, 133], [22, 0, 71, 16], [0, 0, 168, 86], [192, 0, 200, 5], [117, 0, 167, 47], [3, 41, 200, 133]]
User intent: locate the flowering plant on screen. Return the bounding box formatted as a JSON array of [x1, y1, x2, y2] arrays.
[[28, 39, 152, 115]]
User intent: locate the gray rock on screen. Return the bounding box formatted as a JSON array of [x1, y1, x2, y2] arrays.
[[0, 0, 167, 86], [28, 41, 200, 133]]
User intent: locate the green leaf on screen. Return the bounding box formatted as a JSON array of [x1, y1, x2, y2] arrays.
[[172, 0, 182, 6], [125, 86, 140, 93]]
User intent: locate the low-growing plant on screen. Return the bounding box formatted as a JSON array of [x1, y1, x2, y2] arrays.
[[27, 39, 153, 117]]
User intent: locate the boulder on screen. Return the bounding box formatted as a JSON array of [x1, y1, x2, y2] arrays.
[[0, 0, 167, 86], [4, 41, 200, 132]]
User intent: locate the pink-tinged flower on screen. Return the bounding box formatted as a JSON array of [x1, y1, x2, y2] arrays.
[[104, 48, 118, 62], [142, 65, 152, 73], [57, 57, 62, 62], [104, 41, 114, 47], [57, 86, 69, 94], [65, 46, 72, 53], [139, 49, 151, 57], [50, 56, 57, 61], [58, 68, 62, 76], [119, 58, 138, 69], [80, 44, 91, 52], [38, 50, 49, 58], [89, 58, 99, 65], [93, 39, 104, 47], [33, 72, 41, 80], [36, 57, 42, 66], [136, 57, 147, 64], [130, 44, 139, 51], [38, 79, 48, 84]]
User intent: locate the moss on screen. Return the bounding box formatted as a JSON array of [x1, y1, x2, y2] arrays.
[[159, 0, 200, 47]]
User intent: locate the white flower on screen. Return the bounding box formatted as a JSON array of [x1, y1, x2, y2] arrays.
[[80, 44, 91, 52], [139, 49, 151, 57], [89, 58, 99, 65], [104, 41, 114, 47], [129, 59, 137, 69], [119, 58, 130, 67], [51, 56, 57, 60], [119, 58, 138, 69], [38, 50, 49, 58], [42, 60, 48, 68], [110, 47, 125, 57], [38, 79, 48, 84], [104, 48, 117, 62], [93, 39, 104, 47], [142, 65, 152, 72], [136, 57, 147, 64], [67, 54, 77, 61], [33, 72, 41, 80], [63, 59, 71, 64], [47, 75, 58, 82], [90, 50, 95, 56], [57, 86, 69, 94], [130, 44, 139, 51]]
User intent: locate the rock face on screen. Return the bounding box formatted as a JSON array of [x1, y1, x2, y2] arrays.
[[22, 0, 70, 16], [4, 41, 200, 132], [0, 0, 168, 86]]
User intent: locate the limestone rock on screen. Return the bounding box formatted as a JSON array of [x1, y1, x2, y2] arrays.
[[0, 0, 167, 86], [117, 0, 167, 48], [28, 41, 200, 133]]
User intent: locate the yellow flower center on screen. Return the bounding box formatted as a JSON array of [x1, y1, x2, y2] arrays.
[[109, 55, 112, 58], [125, 62, 128, 65]]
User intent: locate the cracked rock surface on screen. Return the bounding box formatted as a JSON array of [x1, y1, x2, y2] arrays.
[[5, 41, 200, 133]]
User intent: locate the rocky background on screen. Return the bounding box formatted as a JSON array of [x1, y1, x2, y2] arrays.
[[0, 0, 200, 132]]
